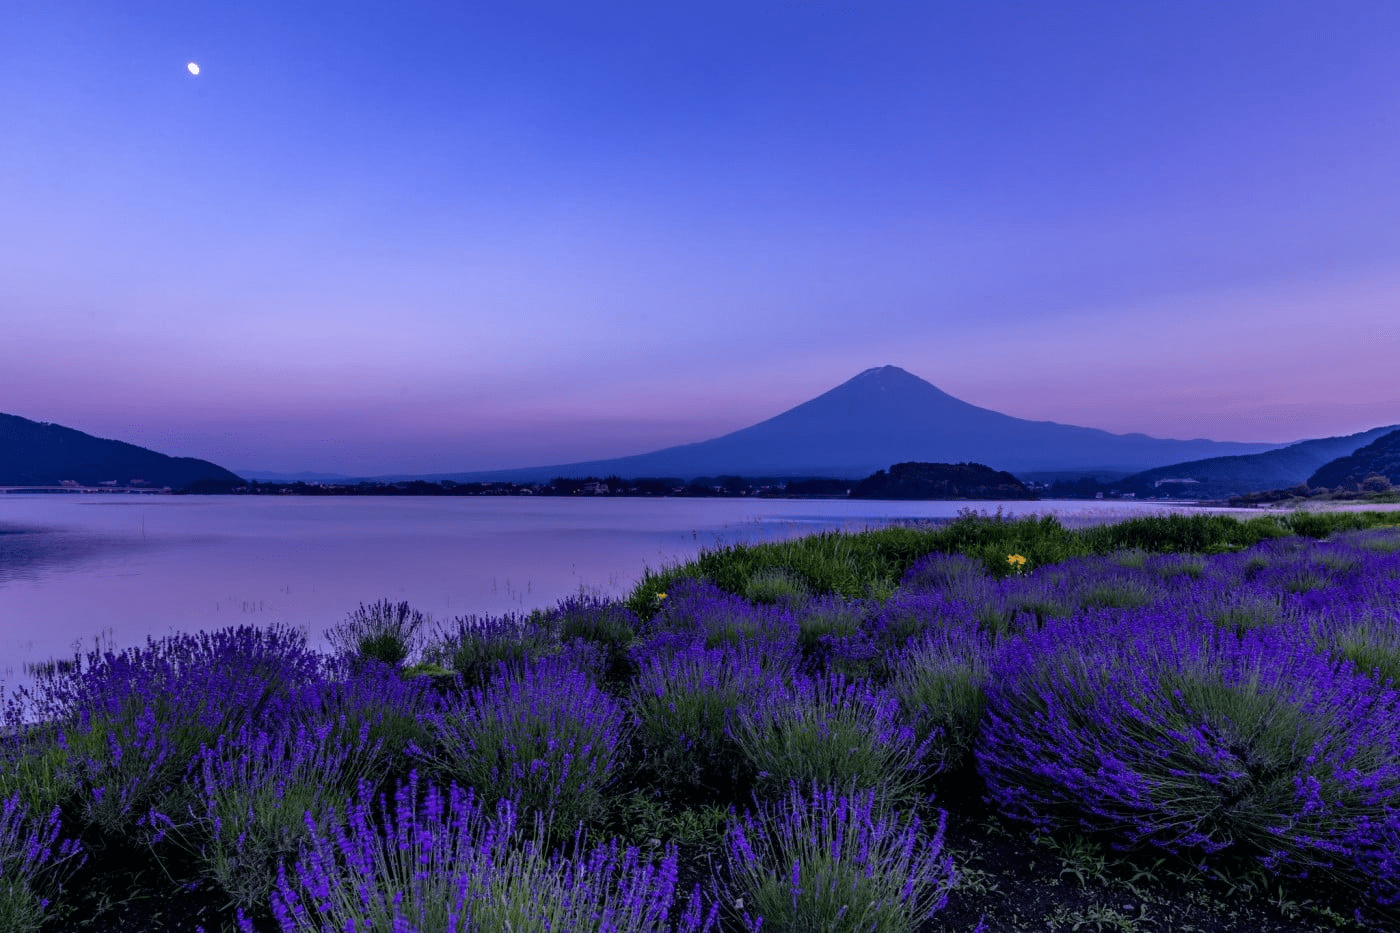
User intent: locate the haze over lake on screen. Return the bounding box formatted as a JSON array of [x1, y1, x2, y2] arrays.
[[0, 494, 1255, 682]]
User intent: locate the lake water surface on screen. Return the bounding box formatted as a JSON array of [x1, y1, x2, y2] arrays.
[[1, 494, 1245, 682]]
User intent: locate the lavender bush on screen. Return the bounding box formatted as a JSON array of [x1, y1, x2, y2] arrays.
[[722, 782, 955, 933], [325, 599, 428, 670], [0, 794, 83, 933], [730, 671, 929, 803], [888, 621, 993, 775], [424, 655, 626, 832], [651, 579, 800, 652], [630, 638, 785, 801], [538, 593, 642, 683], [41, 625, 325, 839], [791, 595, 866, 670], [253, 772, 717, 933], [978, 608, 1400, 905], [167, 718, 384, 910], [310, 658, 437, 781], [436, 611, 554, 688]]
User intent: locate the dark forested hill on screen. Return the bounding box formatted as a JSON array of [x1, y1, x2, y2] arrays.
[[0, 413, 245, 489], [1308, 429, 1400, 490], [850, 461, 1035, 500]]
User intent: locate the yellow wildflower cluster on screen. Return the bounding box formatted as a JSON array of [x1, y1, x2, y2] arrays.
[[1006, 554, 1028, 572]]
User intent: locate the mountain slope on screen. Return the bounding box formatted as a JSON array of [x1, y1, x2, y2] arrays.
[[1308, 429, 1400, 489], [425, 366, 1281, 482], [1116, 425, 1400, 498], [0, 414, 245, 488]]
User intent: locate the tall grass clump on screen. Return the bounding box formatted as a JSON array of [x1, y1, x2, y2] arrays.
[[0, 795, 83, 933], [628, 511, 1400, 614], [325, 599, 427, 670], [253, 772, 717, 933], [743, 567, 811, 606], [730, 671, 929, 804], [722, 782, 955, 933], [978, 610, 1400, 907], [424, 656, 626, 833]]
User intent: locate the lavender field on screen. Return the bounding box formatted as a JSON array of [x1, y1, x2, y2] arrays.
[[4, 512, 1400, 932]]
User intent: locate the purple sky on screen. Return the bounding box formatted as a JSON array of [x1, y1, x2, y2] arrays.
[[4, 1, 1399, 476]]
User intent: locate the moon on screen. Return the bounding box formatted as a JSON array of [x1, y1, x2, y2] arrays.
[[187, 62, 200, 76]]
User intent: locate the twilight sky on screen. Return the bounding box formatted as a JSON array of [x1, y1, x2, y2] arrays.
[[4, 1, 1400, 476]]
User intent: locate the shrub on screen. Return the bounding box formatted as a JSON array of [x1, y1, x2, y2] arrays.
[[36, 626, 324, 839], [889, 622, 992, 775], [437, 611, 554, 689], [166, 718, 383, 910], [0, 795, 83, 933], [424, 656, 626, 833], [325, 599, 427, 669], [978, 610, 1400, 906], [254, 773, 717, 933], [722, 782, 955, 933], [730, 671, 928, 804], [630, 639, 782, 802]]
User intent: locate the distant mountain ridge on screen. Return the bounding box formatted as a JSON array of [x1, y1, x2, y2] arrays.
[[1309, 429, 1400, 489], [417, 366, 1282, 483], [1114, 425, 1400, 499], [0, 413, 244, 488]]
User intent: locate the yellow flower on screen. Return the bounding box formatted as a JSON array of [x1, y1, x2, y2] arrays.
[[1007, 554, 1027, 568], [656, 592, 667, 600]]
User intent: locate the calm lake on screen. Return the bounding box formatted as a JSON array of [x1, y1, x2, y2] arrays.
[[1, 494, 1241, 683]]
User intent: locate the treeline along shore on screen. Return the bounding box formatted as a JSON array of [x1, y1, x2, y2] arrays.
[[188, 461, 1040, 500]]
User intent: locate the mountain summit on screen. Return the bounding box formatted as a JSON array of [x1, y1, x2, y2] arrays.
[[434, 366, 1281, 482]]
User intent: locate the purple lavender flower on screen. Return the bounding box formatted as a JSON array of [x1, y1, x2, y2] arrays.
[[731, 671, 929, 803], [252, 771, 717, 933], [35, 625, 328, 839], [722, 781, 955, 933], [0, 793, 84, 932], [630, 638, 787, 800], [423, 655, 626, 832], [978, 606, 1400, 906]]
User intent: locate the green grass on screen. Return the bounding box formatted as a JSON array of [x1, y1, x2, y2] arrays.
[[626, 509, 1400, 616]]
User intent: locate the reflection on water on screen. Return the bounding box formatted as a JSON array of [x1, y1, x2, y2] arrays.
[[1, 495, 1244, 684], [0, 523, 155, 584]]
